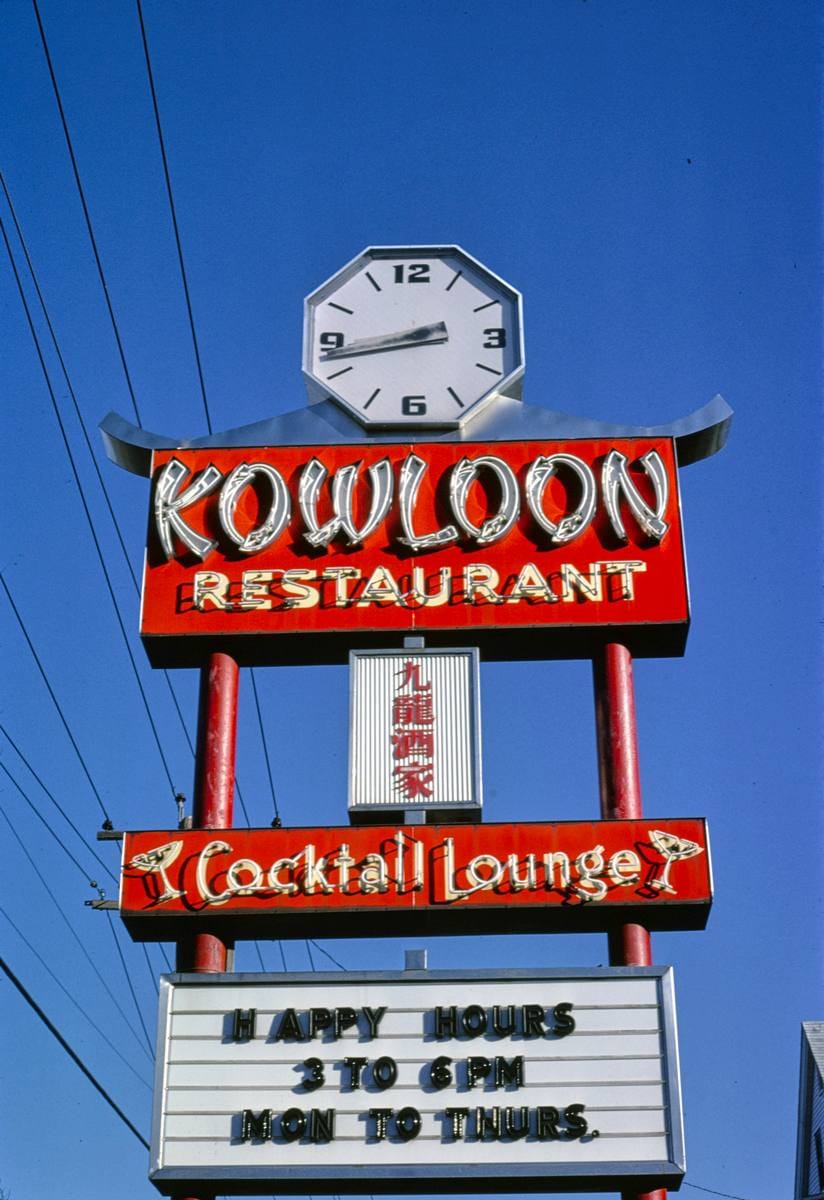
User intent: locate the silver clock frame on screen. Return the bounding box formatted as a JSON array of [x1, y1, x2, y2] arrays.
[[302, 245, 525, 431]]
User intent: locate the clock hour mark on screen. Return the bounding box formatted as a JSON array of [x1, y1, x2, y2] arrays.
[[447, 386, 464, 409], [329, 301, 354, 314], [445, 270, 463, 291], [475, 362, 502, 376], [365, 271, 381, 292], [473, 299, 497, 312], [327, 365, 354, 380], [363, 388, 381, 411]]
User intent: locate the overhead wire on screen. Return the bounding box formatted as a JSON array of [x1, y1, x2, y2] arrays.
[[0, 953, 150, 1149], [0, 758, 105, 889], [133, 6, 300, 978], [135, 0, 213, 433], [0, 222, 178, 803], [0, 799, 152, 1061], [0, 721, 117, 884], [1, 192, 269, 977], [683, 1184, 752, 1200], [0, 169, 197, 767], [106, 911, 154, 1055], [250, 670, 282, 825], [0, 740, 170, 1007], [0, 567, 112, 826], [308, 940, 346, 970], [246, 673, 303, 971], [29, 0, 334, 994], [1, 906, 152, 1090], [30, 0, 142, 426], [1, 168, 189, 982]]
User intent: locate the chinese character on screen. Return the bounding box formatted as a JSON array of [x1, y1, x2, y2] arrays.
[[391, 729, 435, 760], [391, 692, 434, 726], [392, 763, 434, 800]]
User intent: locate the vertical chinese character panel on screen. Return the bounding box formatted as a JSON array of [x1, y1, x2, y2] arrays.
[[348, 651, 480, 816]]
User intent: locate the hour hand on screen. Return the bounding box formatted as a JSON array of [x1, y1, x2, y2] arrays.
[[320, 321, 448, 359]]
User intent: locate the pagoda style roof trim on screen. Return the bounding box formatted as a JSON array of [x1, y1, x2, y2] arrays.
[[100, 393, 732, 478]]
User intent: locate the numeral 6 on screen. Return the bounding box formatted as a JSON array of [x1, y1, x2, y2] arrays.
[[402, 395, 427, 417]]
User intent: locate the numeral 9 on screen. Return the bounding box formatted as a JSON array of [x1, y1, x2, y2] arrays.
[[320, 332, 344, 351]]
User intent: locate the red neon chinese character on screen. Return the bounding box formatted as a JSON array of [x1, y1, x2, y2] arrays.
[[392, 763, 434, 800], [391, 730, 435, 761], [391, 692, 434, 726], [398, 662, 431, 691]]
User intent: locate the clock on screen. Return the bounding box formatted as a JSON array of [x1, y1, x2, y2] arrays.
[[302, 245, 524, 430]]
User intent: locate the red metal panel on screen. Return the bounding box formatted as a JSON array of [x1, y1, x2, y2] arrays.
[[120, 817, 711, 940], [140, 437, 689, 665]]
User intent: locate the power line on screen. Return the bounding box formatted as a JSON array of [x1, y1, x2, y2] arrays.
[[1, 906, 151, 1090], [30, 0, 142, 425], [233, 774, 254, 827], [308, 940, 346, 971], [0, 225, 178, 802], [249, 669, 281, 823], [684, 1183, 752, 1200], [0, 722, 117, 884], [106, 911, 154, 1056], [244, 671, 291, 969], [0, 758, 104, 889], [0, 800, 152, 1062], [34, 0, 330, 996], [0, 171, 143, 595], [0, 568, 111, 825], [0, 953, 150, 1149], [0, 170, 196, 764], [135, 0, 213, 433], [135, 0, 294, 982], [140, 942, 160, 997]]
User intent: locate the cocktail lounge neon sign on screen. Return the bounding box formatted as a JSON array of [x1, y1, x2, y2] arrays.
[[120, 819, 711, 938]]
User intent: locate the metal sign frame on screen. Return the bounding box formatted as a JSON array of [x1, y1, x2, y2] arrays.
[[138, 436, 690, 666], [149, 966, 685, 1196], [348, 647, 483, 821]]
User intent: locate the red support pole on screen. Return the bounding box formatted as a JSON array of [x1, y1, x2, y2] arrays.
[[592, 643, 666, 1200], [176, 652, 239, 972], [174, 653, 239, 1200]]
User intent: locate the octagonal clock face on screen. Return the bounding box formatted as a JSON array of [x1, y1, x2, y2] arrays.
[[303, 245, 524, 430]]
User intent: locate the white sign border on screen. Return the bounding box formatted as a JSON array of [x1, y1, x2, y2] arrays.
[[149, 965, 685, 1195]]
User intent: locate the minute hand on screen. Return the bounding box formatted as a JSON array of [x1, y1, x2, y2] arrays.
[[320, 321, 448, 360]]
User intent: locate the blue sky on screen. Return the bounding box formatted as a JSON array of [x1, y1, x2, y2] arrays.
[[0, 2, 820, 1199]]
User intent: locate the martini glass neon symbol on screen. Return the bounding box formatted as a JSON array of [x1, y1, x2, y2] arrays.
[[129, 840, 185, 903], [648, 829, 703, 894]]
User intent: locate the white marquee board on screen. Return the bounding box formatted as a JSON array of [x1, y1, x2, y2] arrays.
[[150, 967, 684, 1195]]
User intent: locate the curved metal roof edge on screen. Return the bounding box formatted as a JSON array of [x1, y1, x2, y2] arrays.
[[100, 393, 732, 478]]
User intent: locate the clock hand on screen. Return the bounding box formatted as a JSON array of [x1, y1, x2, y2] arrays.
[[320, 321, 448, 360]]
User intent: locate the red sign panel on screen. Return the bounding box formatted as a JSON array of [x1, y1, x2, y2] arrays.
[[120, 818, 711, 940], [140, 437, 688, 665]]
